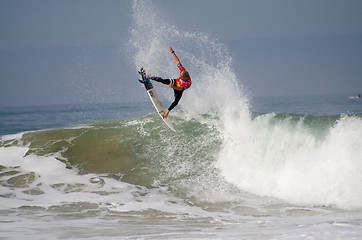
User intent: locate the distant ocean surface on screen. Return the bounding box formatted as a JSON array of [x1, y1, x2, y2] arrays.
[[0, 94, 361, 136], [0, 103, 151, 136]]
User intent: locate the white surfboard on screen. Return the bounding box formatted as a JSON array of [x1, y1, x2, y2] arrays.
[[138, 68, 176, 132], [146, 88, 176, 132]]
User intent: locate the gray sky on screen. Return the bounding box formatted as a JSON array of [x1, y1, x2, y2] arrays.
[[1, 0, 362, 107]]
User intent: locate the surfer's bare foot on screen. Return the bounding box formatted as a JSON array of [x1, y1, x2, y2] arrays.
[[163, 110, 170, 118]]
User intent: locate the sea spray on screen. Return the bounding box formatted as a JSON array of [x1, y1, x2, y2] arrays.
[[126, 1, 253, 208], [130, 0, 249, 117]]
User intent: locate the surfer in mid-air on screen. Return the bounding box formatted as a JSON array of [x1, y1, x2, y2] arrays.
[[146, 46, 191, 118]]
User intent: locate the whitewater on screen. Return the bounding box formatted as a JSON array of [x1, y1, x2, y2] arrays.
[[1, 0, 362, 239]]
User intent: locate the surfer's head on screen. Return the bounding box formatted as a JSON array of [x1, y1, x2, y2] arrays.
[[180, 71, 189, 80]]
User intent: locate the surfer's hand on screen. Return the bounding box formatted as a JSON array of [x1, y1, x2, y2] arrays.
[[168, 46, 174, 53], [146, 74, 151, 79]]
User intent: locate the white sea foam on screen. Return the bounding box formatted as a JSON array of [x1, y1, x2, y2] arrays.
[[217, 112, 362, 209], [0, 143, 209, 215]]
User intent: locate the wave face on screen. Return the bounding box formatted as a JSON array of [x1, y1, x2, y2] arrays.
[[0, 114, 226, 216], [1, 112, 361, 216]]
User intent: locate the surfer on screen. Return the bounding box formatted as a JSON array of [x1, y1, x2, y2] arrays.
[[146, 46, 191, 118], [349, 94, 361, 99]]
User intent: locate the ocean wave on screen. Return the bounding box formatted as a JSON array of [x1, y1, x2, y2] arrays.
[[1, 111, 361, 210]]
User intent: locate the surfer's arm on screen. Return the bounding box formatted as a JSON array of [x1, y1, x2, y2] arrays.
[[169, 46, 180, 65], [169, 83, 184, 91]]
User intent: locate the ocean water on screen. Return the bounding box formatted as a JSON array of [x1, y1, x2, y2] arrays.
[[1, 98, 361, 240], [1, 0, 362, 239]]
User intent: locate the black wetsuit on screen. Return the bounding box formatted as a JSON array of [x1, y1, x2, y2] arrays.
[[150, 77, 183, 111]]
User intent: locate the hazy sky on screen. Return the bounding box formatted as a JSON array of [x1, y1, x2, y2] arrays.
[[1, 0, 361, 107]]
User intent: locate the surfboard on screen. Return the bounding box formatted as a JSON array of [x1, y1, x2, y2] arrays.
[[138, 68, 176, 132]]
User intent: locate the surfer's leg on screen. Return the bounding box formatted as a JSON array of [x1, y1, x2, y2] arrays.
[[168, 90, 183, 111], [150, 77, 171, 85]]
